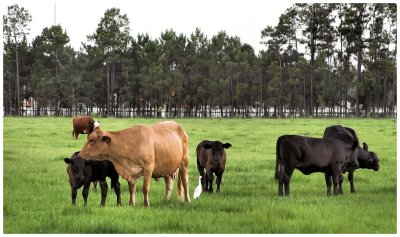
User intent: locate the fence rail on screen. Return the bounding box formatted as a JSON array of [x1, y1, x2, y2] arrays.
[[4, 105, 397, 118]]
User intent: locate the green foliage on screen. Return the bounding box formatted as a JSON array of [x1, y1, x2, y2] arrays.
[[3, 118, 396, 233], [3, 4, 32, 115], [2, 3, 397, 118], [3, 4, 32, 42]]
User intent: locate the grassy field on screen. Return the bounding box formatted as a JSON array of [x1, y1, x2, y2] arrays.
[[2, 117, 397, 233]]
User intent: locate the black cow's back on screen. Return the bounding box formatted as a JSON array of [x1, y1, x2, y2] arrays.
[[323, 125, 355, 147]]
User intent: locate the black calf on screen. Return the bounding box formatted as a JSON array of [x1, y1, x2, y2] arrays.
[[196, 140, 231, 193], [64, 151, 121, 206]]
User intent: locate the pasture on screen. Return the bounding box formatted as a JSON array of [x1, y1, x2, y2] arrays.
[[3, 117, 396, 233]]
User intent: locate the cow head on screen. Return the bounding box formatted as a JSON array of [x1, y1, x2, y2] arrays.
[[94, 120, 101, 128], [359, 142, 380, 171], [79, 128, 111, 161], [203, 141, 232, 163], [64, 152, 91, 187]]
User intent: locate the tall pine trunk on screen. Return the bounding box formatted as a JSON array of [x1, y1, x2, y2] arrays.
[[356, 43, 362, 117], [309, 4, 316, 117], [106, 63, 110, 117], [15, 42, 20, 116]]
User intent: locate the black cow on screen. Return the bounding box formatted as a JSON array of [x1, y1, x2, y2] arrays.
[[64, 151, 121, 206], [196, 140, 232, 193], [275, 135, 359, 196], [323, 125, 380, 193]]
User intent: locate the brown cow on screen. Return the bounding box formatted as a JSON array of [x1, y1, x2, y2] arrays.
[[79, 121, 190, 207], [72, 116, 95, 139]]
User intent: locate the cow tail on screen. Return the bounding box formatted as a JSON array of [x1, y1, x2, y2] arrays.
[[177, 167, 184, 200], [275, 136, 284, 180]]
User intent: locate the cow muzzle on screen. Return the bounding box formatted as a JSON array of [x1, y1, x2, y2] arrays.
[[350, 160, 359, 169], [213, 158, 221, 167]]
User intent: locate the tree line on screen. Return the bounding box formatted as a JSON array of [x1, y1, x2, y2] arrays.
[[3, 3, 397, 118]]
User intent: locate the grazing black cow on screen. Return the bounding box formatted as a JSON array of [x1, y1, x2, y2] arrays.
[[64, 151, 121, 206], [196, 140, 232, 193], [275, 135, 359, 196], [323, 125, 380, 193]]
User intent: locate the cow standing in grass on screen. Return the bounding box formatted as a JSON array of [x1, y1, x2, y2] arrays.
[[72, 116, 96, 139], [64, 151, 121, 206], [79, 121, 190, 207], [323, 125, 380, 193], [275, 135, 359, 196], [196, 140, 231, 193]]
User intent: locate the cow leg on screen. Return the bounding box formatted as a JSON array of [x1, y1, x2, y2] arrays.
[[332, 165, 344, 196], [113, 179, 121, 206], [204, 171, 209, 192], [197, 165, 206, 192], [283, 167, 293, 196], [325, 174, 333, 196], [99, 180, 108, 206], [278, 163, 285, 197], [177, 168, 190, 203], [164, 175, 174, 201], [128, 181, 136, 206], [338, 175, 344, 195], [142, 166, 154, 207], [278, 162, 292, 197], [179, 159, 190, 203], [348, 171, 356, 193], [177, 169, 184, 202], [206, 169, 214, 193], [72, 130, 78, 139], [216, 171, 224, 192], [82, 183, 90, 206], [71, 188, 77, 205]]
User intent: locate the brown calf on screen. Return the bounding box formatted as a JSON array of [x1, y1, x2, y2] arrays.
[[196, 140, 232, 193]]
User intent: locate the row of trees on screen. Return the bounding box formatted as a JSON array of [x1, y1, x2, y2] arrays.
[[3, 3, 397, 118]]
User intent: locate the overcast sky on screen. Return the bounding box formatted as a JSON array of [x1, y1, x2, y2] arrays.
[[2, 0, 294, 54]]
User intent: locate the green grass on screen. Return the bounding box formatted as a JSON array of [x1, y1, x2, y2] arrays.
[[3, 117, 397, 233]]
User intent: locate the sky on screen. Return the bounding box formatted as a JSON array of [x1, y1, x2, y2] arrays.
[[2, 0, 294, 54]]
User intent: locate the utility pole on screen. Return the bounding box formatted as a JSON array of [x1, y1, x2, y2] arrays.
[[54, 3, 56, 25]]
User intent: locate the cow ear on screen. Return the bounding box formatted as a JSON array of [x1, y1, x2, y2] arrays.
[[363, 142, 369, 151], [64, 158, 71, 164], [102, 135, 112, 144], [203, 143, 212, 149], [223, 143, 232, 149]]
